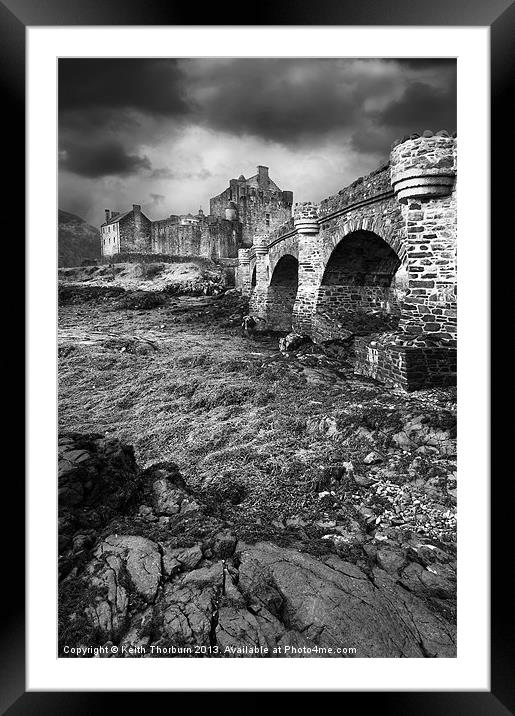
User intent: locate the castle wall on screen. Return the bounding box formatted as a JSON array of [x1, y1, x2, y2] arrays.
[[201, 218, 241, 259], [150, 215, 241, 259], [151, 218, 201, 256]]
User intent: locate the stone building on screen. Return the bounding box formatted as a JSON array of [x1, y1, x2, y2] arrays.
[[101, 167, 291, 261], [209, 166, 293, 246], [101, 205, 152, 256]]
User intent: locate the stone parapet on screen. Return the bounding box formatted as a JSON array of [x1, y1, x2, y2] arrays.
[[253, 234, 270, 254], [318, 165, 391, 218], [237, 248, 251, 264], [294, 202, 320, 235], [390, 132, 456, 204]]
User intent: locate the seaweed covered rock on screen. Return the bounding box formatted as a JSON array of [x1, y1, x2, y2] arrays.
[[58, 433, 141, 576]]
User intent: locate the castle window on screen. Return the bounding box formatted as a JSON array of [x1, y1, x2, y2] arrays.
[[266, 213, 270, 227]]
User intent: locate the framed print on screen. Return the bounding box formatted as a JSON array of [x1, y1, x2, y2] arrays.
[[6, 0, 509, 711]]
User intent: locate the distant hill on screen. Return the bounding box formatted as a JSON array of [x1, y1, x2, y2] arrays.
[[58, 210, 101, 267]]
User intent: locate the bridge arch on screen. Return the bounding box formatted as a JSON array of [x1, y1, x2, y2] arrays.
[[314, 229, 407, 341], [266, 253, 299, 331]]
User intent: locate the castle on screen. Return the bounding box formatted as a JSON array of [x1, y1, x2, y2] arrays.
[[100, 131, 457, 392], [100, 165, 293, 260]]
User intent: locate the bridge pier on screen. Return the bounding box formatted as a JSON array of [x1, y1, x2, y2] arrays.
[[292, 204, 323, 335], [248, 235, 270, 323], [353, 133, 457, 390], [236, 248, 251, 296]]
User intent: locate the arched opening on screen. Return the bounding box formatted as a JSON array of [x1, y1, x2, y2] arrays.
[[267, 254, 299, 331], [250, 265, 257, 290], [315, 230, 405, 340]]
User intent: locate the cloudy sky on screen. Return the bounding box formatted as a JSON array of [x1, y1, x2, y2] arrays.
[[58, 58, 456, 226]]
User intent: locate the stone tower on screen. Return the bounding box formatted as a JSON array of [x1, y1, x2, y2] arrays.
[[209, 166, 293, 246]]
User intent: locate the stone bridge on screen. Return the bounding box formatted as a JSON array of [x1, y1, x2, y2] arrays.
[[235, 132, 457, 391]]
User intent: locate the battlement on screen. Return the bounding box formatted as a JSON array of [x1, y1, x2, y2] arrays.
[[390, 131, 457, 203]]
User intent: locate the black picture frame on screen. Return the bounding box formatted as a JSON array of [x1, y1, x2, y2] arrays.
[[6, 0, 508, 711]]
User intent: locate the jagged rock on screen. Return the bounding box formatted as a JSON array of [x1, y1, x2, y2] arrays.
[[141, 461, 200, 516], [279, 332, 310, 353], [211, 530, 238, 558], [59, 433, 140, 512], [392, 415, 455, 455], [153, 478, 186, 515], [216, 606, 272, 655], [150, 475, 199, 516], [142, 461, 187, 491], [90, 535, 162, 602], [119, 607, 153, 654], [363, 451, 383, 465], [236, 542, 455, 657], [399, 561, 455, 600], [409, 541, 453, 567], [58, 433, 142, 578], [157, 563, 224, 646], [238, 551, 284, 618], [182, 562, 224, 588], [371, 567, 455, 657], [84, 535, 161, 641], [161, 543, 203, 577], [85, 554, 129, 640], [376, 547, 408, 575], [59, 433, 456, 658]]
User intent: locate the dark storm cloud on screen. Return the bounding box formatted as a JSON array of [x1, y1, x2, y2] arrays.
[[59, 58, 456, 153], [388, 58, 457, 70], [60, 139, 151, 178], [350, 74, 457, 155], [181, 58, 456, 146], [59, 59, 191, 116], [379, 80, 456, 129], [184, 59, 360, 142], [59, 59, 193, 179]]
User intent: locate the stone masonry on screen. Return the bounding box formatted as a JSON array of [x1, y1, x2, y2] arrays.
[[238, 131, 457, 391], [101, 167, 291, 262]]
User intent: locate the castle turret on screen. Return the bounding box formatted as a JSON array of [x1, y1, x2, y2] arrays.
[[390, 130, 456, 204]]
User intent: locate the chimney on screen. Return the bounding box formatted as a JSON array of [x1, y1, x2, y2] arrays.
[[257, 165, 269, 188], [132, 204, 141, 220], [104, 209, 111, 223]]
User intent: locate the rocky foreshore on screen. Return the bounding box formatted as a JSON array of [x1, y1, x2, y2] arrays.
[[59, 432, 456, 658]]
